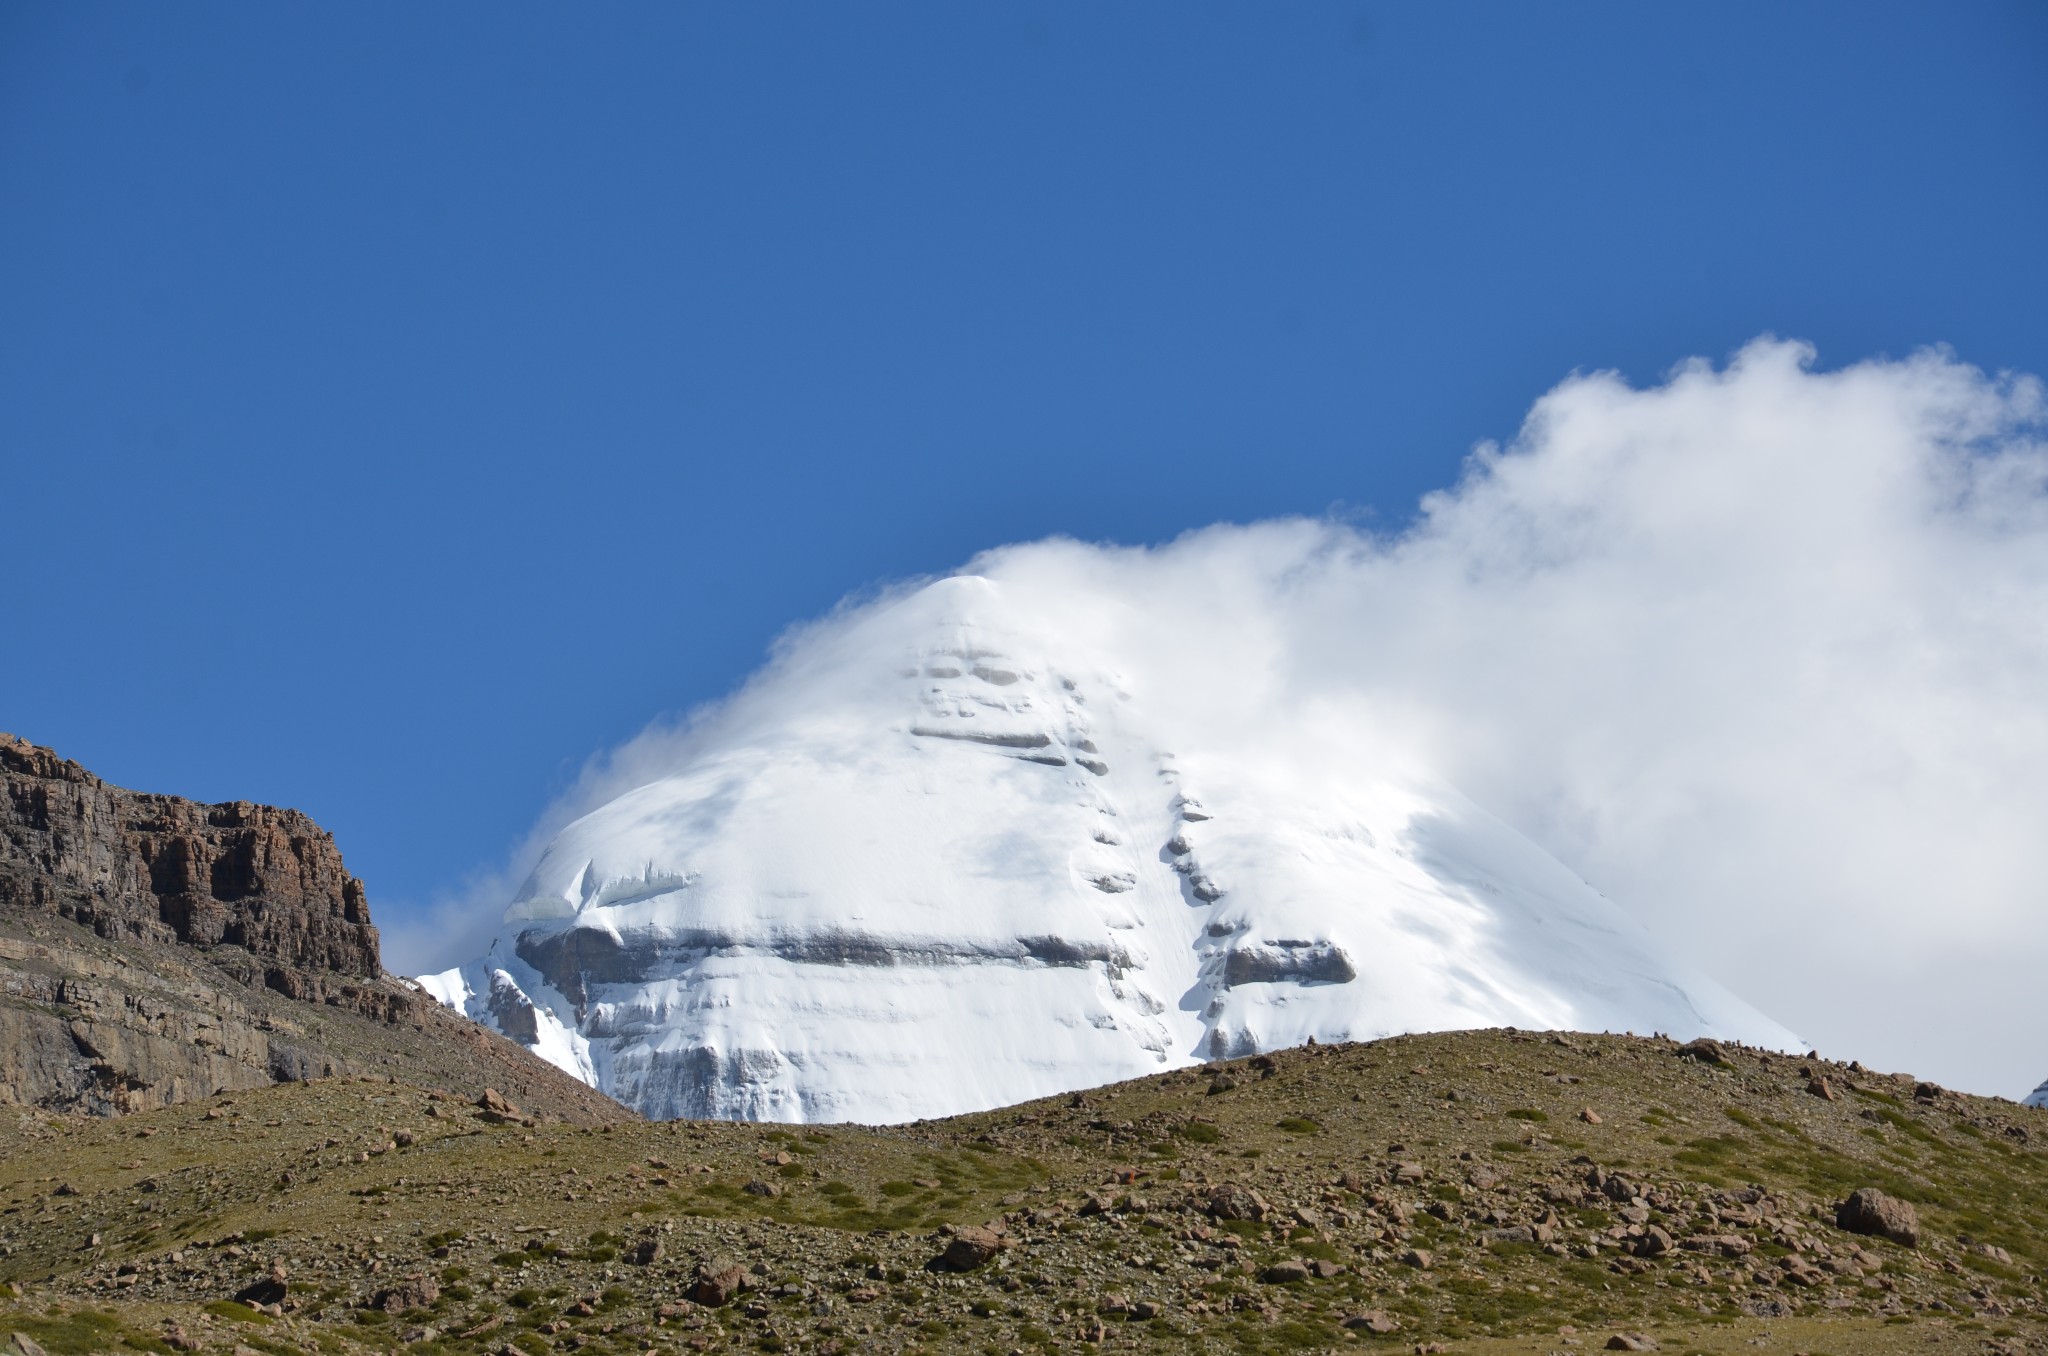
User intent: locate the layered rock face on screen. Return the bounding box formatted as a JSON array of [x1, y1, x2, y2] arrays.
[[1, 734, 630, 1123], [425, 576, 1800, 1125], [2, 735, 381, 987]]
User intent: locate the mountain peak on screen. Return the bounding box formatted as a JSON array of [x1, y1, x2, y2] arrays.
[[424, 577, 1798, 1122]]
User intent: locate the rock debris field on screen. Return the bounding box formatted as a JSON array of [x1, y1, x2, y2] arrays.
[[3, 1029, 2044, 1355]]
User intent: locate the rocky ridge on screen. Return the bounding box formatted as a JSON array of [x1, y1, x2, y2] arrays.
[[0, 734, 628, 1124]]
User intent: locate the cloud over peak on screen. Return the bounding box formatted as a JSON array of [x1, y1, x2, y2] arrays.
[[402, 338, 2048, 1098]]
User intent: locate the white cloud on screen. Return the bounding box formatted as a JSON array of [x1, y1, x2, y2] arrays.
[[436, 338, 2048, 1099]]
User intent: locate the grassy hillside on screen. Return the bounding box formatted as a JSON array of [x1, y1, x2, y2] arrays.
[[3, 1029, 2042, 1355]]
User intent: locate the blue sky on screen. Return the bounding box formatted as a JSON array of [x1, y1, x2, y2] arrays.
[[6, 3, 2046, 932]]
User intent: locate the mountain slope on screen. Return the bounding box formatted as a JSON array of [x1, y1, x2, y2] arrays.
[[0, 733, 630, 1124], [4, 1030, 2042, 1356], [2028, 1078, 2048, 1109], [425, 576, 1798, 1123]]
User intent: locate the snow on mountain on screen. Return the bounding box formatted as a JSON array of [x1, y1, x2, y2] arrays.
[[2026, 1079, 2048, 1110], [422, 574, 1799, 1123]]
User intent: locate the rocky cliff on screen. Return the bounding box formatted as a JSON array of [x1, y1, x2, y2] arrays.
[[2, 735, 382, 984], [0, 733, 630, 1123]]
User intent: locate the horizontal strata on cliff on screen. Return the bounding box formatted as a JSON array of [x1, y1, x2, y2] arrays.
[[0, 733, 630, 1123]]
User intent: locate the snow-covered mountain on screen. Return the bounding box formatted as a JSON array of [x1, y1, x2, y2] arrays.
[[422, 574, 1798, 1123], [2027, 1079, 2048, 1110]]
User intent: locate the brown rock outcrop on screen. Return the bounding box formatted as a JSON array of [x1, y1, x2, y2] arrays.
[[934, 1225, 1011, 1271], [686, 1258, 747, 1306], [0, 733, 631, 1123], [1835, 1187, 1920, 1247], [1, 734, 379, 980]]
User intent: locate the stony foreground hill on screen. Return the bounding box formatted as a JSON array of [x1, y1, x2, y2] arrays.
[[0, 734, 627, 1124], [2, 1029, 2042, 1355]]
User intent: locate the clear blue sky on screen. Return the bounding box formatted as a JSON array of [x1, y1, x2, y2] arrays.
[[6, 3, 2045, 930]]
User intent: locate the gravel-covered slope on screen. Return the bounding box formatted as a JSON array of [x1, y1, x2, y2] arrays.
[[3, 1028, 2040, 1355]]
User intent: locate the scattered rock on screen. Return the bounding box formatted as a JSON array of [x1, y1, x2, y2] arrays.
[[1779, 1255, 1826, 1287], [1806, 1077, 1836, 1101], [686, 1258, 747, 1307], [1836, 1188, 1919, 1247], [1633, 1225, 1673, 1258], [1400, 1248, 1433, 1270], [231, 1274, 287, 1308], [1604, 1335, 1658, 1352], [10, 1334, 50, 1356], [373, 1274, 440, 1312], [1260, 1260, 1310, 1283], [935, 1225, 1011, 1271], [1203, 1183, 1268, 1222], [1579, 1107, 1603, 1124], [1677, 1038, 1728, 1064], [629, 1236, 662, 1266], [1341, 1310, 1400, 1333], [1679, 1234, 1753, 1258]]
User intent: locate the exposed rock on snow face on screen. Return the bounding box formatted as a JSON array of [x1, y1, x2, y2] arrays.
[[2026, 1078, 2048, 1109], [423, 575, 1799, 1123]]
